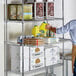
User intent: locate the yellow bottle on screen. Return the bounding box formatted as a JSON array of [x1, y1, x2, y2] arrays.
[[39, 22, 48, 37], [32, 25, 40, 37]]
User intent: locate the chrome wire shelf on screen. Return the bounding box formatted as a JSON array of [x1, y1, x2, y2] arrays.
[[7, 18, 63, 23], [4, 0, 65, 76]]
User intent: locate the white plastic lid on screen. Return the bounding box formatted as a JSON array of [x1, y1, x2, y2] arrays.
[[47, 0, 54, 2], [36, 0, 43, 2]]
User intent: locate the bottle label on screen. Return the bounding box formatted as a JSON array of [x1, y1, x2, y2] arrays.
[[48, 2, 54, 16], [17, 5, 22, 19], [23, 4, 33, 20], [9, 5, 16, 19], [24, 13, 32, 15], [36, 3, 44, 18]]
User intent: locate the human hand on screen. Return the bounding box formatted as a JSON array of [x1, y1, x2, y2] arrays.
[[45, 24, 52, 30]]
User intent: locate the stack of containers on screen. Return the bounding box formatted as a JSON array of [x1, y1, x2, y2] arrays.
[[10, 44, 45, 72], [10, 45, 60, 72], [30, 46, 45, 70]]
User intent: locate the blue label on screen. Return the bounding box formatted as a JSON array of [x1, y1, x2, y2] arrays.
[[24, 13, 32, 15]]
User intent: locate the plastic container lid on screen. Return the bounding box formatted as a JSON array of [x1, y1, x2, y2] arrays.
[[47, 0, 54, 2], [36, 0, 43, 2]]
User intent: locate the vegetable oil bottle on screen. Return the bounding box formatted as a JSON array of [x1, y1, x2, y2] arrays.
[[32, 25, 40, 37], [39, 22, 48, 37]]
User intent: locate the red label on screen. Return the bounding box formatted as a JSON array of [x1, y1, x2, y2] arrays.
[[48, 3, 54, 16], [36, 3, 44, 17]]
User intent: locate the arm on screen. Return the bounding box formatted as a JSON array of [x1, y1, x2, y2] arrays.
[[46, 20, 75, 34], [48, 21, 73, 34], [72, 45, 76, 73], [56, 22, 71, 34]]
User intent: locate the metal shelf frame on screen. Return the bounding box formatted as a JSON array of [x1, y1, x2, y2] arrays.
[[4, 0, 66, 76], [7, 18, 63, 23]]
